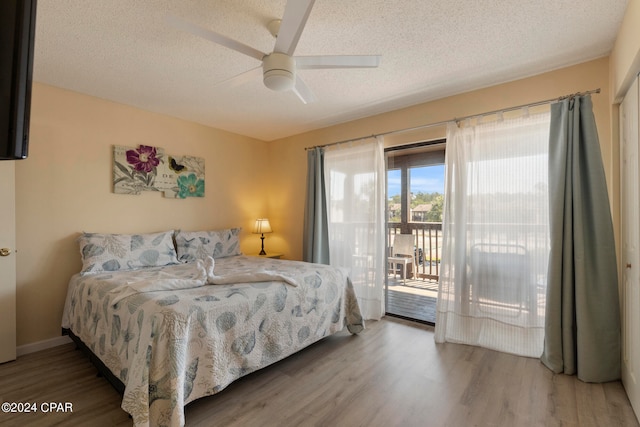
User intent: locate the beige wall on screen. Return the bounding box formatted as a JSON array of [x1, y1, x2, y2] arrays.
[[8, 2, 640, 352], [268, 58, 613, 262], [15, 83, 269, 346], [15, 56, 622, 348], [610, 0, 640, 101]]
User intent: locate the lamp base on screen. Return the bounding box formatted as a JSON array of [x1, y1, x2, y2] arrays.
[[259, 235, 266, 255]]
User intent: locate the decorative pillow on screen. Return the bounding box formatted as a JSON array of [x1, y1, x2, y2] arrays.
[[78, 230, 180, 275], [174, 228, 242, 262]]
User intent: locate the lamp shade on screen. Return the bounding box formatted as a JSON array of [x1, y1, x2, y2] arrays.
[[252, 218, 272, 234]]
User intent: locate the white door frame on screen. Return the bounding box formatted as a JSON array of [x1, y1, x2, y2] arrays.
[[620, 75, 640, 420], [0, 160, 16, 363]]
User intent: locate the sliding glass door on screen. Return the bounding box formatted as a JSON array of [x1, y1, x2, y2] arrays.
[[385, 141, 445, 324]]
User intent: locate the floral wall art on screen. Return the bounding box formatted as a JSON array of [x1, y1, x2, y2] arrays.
[[113, 144, 205, 198]]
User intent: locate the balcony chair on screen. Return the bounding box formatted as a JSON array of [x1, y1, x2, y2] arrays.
[[388, 234, 416, 284], [468, 243, 537, 320]]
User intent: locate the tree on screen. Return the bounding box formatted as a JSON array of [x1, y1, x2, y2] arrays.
[[388, 191, 444, 223], [425, 194, 444, 222]]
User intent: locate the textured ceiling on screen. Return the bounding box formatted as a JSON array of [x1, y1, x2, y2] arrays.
[[33, 0, 628, 141]]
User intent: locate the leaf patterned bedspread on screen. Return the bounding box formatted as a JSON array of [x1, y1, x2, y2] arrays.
[[61, 255, 364, 426]]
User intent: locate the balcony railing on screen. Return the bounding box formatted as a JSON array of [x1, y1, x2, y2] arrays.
[[388, 222, 550, 285]]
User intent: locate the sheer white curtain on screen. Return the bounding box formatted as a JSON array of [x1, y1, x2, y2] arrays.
[[435, 112, 551, 357], [324, 136, 386, 320]]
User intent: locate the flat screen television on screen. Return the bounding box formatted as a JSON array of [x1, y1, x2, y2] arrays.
[[0, 0, 37, 160]]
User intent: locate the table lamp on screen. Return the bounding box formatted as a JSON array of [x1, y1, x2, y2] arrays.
[[252, 218, 272, 255]]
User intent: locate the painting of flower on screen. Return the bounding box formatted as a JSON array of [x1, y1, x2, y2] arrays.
[[177, 173, 205, 198], [113, 145, 204, 198], [113, 144, 164, 194], [126, 145, 160, 173]]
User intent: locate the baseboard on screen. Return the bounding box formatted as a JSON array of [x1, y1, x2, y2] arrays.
[[16, 335, 72, 357]]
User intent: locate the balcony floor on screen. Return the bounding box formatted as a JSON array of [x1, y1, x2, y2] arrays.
[[386, 276, 438, 324]]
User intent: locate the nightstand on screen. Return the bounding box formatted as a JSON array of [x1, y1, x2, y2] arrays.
[[250, 253, 283, 259]]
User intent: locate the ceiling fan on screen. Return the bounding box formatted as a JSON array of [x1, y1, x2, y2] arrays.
[[167, 0, 381, 104]]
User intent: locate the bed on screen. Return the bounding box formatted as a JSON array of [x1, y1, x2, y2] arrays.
[[61, 229, 364, 426]]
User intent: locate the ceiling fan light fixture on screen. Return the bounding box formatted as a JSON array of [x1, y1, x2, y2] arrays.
[[168, 0, 380, 103], [263, 53, 295, 91]]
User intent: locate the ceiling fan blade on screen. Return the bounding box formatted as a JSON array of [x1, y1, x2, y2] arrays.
[[213, 66, 262, 89], [296, 55, 381, 69], [292, 75, 317, 104], [166, 15, 266, 61], [274, 0, 316, 56]]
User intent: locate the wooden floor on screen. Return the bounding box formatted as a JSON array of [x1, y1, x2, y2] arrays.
[[386, 276, 438, 323], [1, 317, 638, 427]]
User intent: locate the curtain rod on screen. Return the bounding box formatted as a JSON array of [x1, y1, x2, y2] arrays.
[[304, 88, 600, 151]]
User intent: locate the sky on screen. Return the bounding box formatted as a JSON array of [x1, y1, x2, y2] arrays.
[[387, 165, 445, 197], [388, 156, 547, 198]]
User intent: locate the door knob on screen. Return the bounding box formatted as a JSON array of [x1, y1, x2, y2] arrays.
[[627, 263, 632, 269], [0, 248, 11, 257]]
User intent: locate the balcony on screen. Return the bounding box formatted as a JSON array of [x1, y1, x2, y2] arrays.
[[387, 222, 442, 281], [386, 221, 549, 325], [386, 222, 441, 324]]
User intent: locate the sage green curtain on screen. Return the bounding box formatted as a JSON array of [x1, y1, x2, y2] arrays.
[[302, 147, 330, 264], [541, 95, 621, 382]]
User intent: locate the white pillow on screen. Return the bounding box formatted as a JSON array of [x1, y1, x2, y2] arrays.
[[78, 230, 180, 274], [174, 228, 242, 262]]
